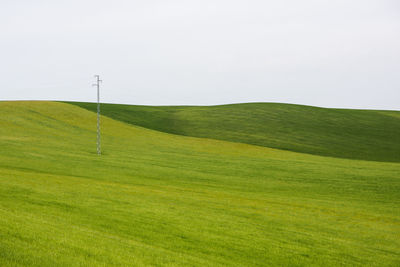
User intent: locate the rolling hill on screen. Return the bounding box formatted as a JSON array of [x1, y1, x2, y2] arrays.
[[69, 102, 400, 162], [0, 101, 399, 266]]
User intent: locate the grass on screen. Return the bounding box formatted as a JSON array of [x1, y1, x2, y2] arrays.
[[0, 101, 399, 266], [70, 102, 400, 162]]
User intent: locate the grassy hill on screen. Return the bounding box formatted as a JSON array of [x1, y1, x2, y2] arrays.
[[69, 102, 400, 162], [0, 101, 399, 266]]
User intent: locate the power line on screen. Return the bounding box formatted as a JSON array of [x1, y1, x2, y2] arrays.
[[93, 75, 102, 155]]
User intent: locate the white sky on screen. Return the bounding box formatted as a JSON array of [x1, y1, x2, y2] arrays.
[[1, 0, 399, 109]]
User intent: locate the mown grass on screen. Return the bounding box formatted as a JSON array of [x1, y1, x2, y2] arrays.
[[70, 102, 400, 162], [0, 101, 399, 266]]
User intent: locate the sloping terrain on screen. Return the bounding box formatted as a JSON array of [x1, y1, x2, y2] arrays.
[[0, 101, 399, 266], [70, 102, 400, 162]]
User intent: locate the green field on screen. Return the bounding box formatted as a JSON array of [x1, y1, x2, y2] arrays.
[[0, 101, 399, 266]]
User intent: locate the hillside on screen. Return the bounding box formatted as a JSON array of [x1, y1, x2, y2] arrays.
[[69, 102, 400, 162], [0, 101, 399, 266]]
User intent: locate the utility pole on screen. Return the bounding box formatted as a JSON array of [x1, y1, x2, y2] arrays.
[[93, 75, 102, 155]]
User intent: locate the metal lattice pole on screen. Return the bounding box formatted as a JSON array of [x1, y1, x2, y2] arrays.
[[93, 75, 102, 155]]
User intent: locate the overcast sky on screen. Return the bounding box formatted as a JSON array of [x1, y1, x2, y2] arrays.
[[1, 0, 399, 109]]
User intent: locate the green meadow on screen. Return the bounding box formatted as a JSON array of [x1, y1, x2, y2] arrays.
[[0, 101, 399, 266]]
